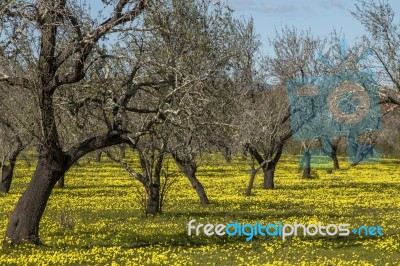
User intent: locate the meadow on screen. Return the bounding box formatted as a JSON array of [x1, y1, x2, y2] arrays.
[[0, 154, 399, 265]]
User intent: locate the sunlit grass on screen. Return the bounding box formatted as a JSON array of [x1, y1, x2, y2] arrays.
[[0, 153, 399, 265]]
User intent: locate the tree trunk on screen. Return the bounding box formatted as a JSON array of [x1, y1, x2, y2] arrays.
[[0, 142, 23, 193], [146, 183, 160, 215], [302, 150, 311, 178], [95, 151, 102, 162], [246, 172, 256, 196], [119, 145, 126, 159], [263, 163, 275, 189], [175, 160, 210, 205], [245, 156, 256, 196], [186, 171, 209, 205], [173, 156, 210, 205], [351, 144, 374, 166], [0, 162, 16, 193], [302, 166, 311, 178], [332, 153, 339, 170], [4, 154, 66, 244], [180, 165, 209, 205], [223, 146, 232, 164], [331, 142, 339, 170], [57, 174, 65, 188], [4, 132, 132, 244]]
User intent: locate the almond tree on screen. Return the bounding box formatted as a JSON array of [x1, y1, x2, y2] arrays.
[[239, 86, 292, 192], [0, 0, 243, 244], [0, 68, 34, 193], [352, 0, 400, 106], [0, 118, 25, 193], [105, 1, 241, 206], [349, 0, 400, 163], [0, 0, 155, 244], [106, 130, 168, 215], [240, 27, 324, 190]]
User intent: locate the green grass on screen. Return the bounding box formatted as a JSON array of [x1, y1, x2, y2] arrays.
[[0, 154, 399, 265]]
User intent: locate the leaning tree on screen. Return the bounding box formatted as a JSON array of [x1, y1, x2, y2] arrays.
[[0, 0, 246, 244], [0, 0, 155, 244]]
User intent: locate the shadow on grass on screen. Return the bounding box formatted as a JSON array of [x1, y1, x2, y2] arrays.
[[40, 230, 399, 251]]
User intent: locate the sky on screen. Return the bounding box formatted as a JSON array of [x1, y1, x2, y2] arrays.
[[226, 0, 400, 56]]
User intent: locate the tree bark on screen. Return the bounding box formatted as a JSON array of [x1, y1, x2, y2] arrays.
[[181, 166, 209, 205], [245, 156, 256, 196], [172, 155, 209, 205], [5, 132, 132, 244], [119, 145, 126, 159], [186, 170, 209, 205], [332, 152, 339, 170], [57, 174, 65, 188], [247, 143, 283, 190], [4, 151, 66, 244], [331, 141, 339, 170], [0, 141, 24, 193], [0, 162, 16, 193], [95, 151, 102, 162], [146, 183, 160, 215], [223, 146, 232, 164], [263, 163, 275, 189], [302, 150, 311, 178]]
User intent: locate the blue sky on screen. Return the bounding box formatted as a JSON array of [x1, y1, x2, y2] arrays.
[[226, 0, 400, 56]]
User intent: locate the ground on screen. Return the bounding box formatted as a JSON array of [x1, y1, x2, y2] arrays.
[[0, 154, 399, 265]]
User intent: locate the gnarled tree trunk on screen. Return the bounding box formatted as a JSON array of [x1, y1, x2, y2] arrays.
[[4, 131, 132, 244], [140, 143, 165, 215], [2, 0, 149, 245], [5, 149, 66, 244], [223, 146, 232, 164]]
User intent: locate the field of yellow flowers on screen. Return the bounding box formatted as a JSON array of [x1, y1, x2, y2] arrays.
[[0, 154, 399, 265]]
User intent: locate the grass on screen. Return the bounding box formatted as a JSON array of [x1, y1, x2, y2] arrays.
[[0, 154, 399, 265]]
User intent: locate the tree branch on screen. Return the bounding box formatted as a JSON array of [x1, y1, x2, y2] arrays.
[[65, 130, 140, 168], [55, 0, 150, 87]]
